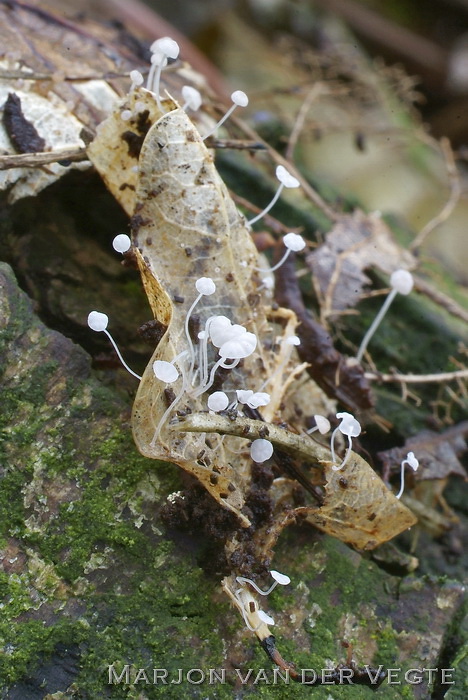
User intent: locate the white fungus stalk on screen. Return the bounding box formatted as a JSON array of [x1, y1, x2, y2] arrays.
[[254, 232, 306, 273], [236, 569, 291, 596], [201, 90, 248, 140], [150, 353, 193, 447], [87, 311, 141, 380], [330, 412, 361, 471], [248, 166, 300, 225], [356, 269, 414, 363], [395, 451, 419, 499], [185, 277, 216, 380]]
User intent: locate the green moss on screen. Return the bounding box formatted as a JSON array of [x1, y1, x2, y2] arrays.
[[0, 619, 87, 685]]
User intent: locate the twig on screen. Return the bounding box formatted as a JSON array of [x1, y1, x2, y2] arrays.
[[365, 369, 468, 384], [0, 148, 88, 170], [230, 192, 299, 236], [285, 83, 327, 162], [231, 114, 339, 222], [413, 274, 468, 325], [205, 137, 266, 151], [410, 137, 461, 251], [0, 69, 135, 82], [173, 412, 332, 466]]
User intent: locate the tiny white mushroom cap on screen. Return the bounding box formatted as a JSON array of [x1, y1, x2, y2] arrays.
[[88, 311, 108, 332], [270, 570, 291, 586], [390, 269, 414, 295], [151, 37, 180, 60], [250, 438, 273, 463], [336, 411, 361, 437], [247, 392, 271, 408], [207, 391, 229, 411], [231, 90, 248, 107], [181, 85, 202, 111], [209, 316, 236, 347], [112, 234, 131, 253], [153, 360, 179, 383], [405, 451, 419, 471], [276, 165, 300, 189], [120, 109, 133, 121], [129, 70, 144, 86], [283, 232, 306, 252], [195, 277, 216, 295], [236, 389, 254, 404], [285, 334, 300, 346], [257, 609, 275, 626], [219, 331, 257, 359], [314, 415, 331, 435], [149, 48, 168, 69]]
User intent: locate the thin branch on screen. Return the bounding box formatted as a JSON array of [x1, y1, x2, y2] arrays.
[[231, 114, 339, 222], [0, 148, 88, 170], [230, 192, 300, 236], [413, 274, 468, 325], [365, 368, 468, 384], [172, 412, 332, 466], [205, 137, 266, 151], [0, 69, 135, 82], [410, 137, 461, 251], [285, 83, 327, 162]]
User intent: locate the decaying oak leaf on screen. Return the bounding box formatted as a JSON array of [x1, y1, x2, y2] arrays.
[[301, 452, 417, 550], [307, 209, 416, 320], [87, 79, 213, 216], [101, 94, 327, 526], [176, 412, 417, 550], [88, 84, 417, 548]]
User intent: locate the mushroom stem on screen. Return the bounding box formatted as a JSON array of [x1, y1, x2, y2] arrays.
[[248, 183, 284, 225], [236, 577, 279, 597], [331, 434, 352, 471], [356, 288, 398, 363], [192, 356, 240, 397], [150, 358, 189, 447], [202, 103, 237, 140], [396, 452, 419, 499], [254, 247, 291, 273], [103, 330, 142, 381]]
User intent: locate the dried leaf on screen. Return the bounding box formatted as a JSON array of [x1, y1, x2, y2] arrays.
[[122, 97, 328, 526], [378, 422, 468, 482], [89, 88, 416, 549], [176, 412, 417, 549], [307, 210, 416, 318]]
